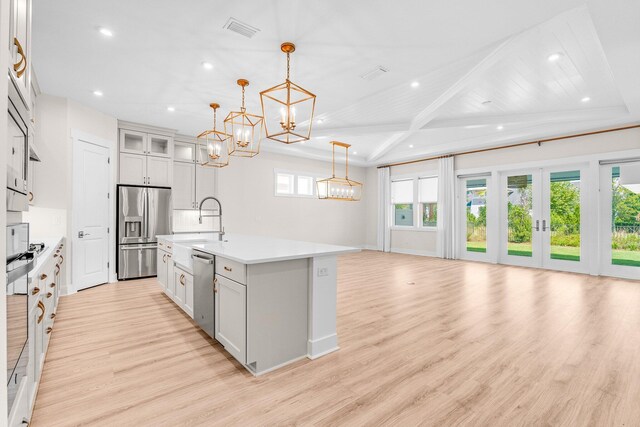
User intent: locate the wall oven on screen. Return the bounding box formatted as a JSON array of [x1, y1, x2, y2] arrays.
[[6, 81, 30, 212], [6, 223, 34, 413]]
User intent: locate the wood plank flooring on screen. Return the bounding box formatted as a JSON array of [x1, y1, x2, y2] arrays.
[[31, 251, 640, 426]]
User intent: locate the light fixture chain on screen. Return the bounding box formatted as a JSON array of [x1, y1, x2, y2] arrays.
[[286, 52, 291, 81], [213, 108, 217, 130], [241, 85, 245, 110]]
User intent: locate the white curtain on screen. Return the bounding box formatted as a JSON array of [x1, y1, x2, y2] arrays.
[[437, 156, 456, 259], [377, 167, 391, 252]]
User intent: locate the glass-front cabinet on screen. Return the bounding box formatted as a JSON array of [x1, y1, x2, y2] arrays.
[[119, 130, 172, 158]]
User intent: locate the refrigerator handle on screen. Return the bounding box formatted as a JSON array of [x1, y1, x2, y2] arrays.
[[144, 188, 149, 239]]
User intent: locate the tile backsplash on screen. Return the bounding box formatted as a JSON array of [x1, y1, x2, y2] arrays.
[[173, 209, 219, 233]]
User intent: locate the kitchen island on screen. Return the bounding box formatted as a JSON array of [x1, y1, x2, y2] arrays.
[[156, 233, 359, 375]]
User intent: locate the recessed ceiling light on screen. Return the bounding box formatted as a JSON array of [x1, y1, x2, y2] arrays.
[[409, 144, 414, 148], [98, 27, 113, 37], [411, 81, 420, 88], [497, 125, 504, 130], [167, 106, 175, 112], [481, 100, 492, 105], [93, 90, 103, 97], [547, 52, 563, 62], [353, 151, 358, 155], [317, 119, 324, 124], [581, 96, 591, 103], [202, 62, 214, 70]]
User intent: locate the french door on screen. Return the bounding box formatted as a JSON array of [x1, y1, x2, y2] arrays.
[[599, 160, 640, 280], [459, 175, 493, 261], [500, 164, 588, 273]]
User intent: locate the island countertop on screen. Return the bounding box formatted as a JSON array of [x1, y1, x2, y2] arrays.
[[156, 233, 360, 265]]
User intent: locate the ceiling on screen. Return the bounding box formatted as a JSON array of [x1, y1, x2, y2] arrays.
[[32, 0, 640, 166]]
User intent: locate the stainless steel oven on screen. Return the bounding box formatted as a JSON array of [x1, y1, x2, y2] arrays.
[[6, 223, 34, 412], [6, 82, 30, 212]]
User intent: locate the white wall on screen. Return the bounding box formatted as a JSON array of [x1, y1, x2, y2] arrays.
[[375, 127, 640, 255], [27, 93, 118, 289], [217, 150, 368, 247]]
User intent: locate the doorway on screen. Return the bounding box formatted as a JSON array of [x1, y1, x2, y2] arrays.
[[499, 164, 588, 273], [72, 134, 111, 290]]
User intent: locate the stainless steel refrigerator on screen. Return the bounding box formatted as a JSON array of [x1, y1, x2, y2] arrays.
[[117, 185, 172, 280]]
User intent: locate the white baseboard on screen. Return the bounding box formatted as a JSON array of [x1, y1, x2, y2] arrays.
[[390, 247, 438, 258], [307, 333, 339, 359], [361, 245, 378, 251]]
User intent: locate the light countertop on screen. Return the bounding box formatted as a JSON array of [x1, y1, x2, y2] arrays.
[[28, 236, 64, 282], [156, 233, 360, 265]]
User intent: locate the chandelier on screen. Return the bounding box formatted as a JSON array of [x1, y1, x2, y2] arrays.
[[225, 79, 264, 158], [317, 141, 362, 201], [260, 42, 316, 144], [196, 103, 232, 168]]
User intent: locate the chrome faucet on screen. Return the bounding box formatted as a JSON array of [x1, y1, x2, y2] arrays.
[[198, 197, 225, 241]]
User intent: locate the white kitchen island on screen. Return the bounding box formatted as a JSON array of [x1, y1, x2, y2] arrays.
[[156, 233, 359, 375]]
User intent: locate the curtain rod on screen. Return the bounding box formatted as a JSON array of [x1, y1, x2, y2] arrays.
[[377, 124, 640, 169]]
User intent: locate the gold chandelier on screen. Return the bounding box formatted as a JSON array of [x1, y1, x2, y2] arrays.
[[225, 79, 264, 158], [260, 42, 316, 144], [317, 141, 362, 201], [197, 103, 232, 168]]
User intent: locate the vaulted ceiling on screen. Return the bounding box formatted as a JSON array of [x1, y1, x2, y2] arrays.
[[32, 0, 640, 166]]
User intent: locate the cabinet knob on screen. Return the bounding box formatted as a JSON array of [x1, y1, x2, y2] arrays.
[[32, 287, 40, 295]]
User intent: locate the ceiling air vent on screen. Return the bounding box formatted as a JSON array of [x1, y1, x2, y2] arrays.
[[360, 66, 389, 81], [223, 17, 260, 39]]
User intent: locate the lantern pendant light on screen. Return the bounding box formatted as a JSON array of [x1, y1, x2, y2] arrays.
[[196, 103, 232, 168], [317, 141, 362, 201], [260, 42, 316, 144], [225, 79, 264, 158]]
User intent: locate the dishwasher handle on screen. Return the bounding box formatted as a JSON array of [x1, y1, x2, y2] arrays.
[[191, 253, 214, 264]]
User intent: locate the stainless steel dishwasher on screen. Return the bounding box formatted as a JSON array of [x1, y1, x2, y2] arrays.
[[192, 250, 215, 338]]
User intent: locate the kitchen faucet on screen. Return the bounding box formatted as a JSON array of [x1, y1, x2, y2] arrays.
[[198, 197, 225, 241]]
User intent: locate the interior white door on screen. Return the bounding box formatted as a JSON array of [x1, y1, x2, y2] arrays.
[[73, 138, 110, 290]]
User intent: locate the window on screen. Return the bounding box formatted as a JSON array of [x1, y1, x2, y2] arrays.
[[392, 180, 414, 226], [391, 176, 438, 229], [275, 170, 318, 198], [419, 177, 438, 227]]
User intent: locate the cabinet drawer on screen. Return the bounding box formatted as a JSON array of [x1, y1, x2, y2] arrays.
[[216, 257, 246, 285], [158, 240, 173, 254]]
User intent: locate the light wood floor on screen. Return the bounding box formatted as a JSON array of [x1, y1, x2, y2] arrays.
[[31, 251, 640, 426]]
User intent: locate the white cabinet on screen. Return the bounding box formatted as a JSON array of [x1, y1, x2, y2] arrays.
[[173, 162, 196, 209], [165, 254, 174, 299], [215, 274, 246, 364], [119, 153, 146, 185], [147, 156, 171, 187], [8, 0, 32, 109], [173, 267, 188, 308], [118, 128, 173, 186], [173, 141, 196, 163], [196, 164, 217, 203], [157, 249, 169, 291], [183, 270, 194, 318], [119, 153, 171, 187]]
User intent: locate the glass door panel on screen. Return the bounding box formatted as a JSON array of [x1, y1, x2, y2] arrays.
[[466, 178, 488, 253], [548, 170, 581, 262], [506, 174, 534, 258]]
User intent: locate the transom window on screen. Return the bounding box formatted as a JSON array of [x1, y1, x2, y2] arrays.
[[274, 170, 319, 198]]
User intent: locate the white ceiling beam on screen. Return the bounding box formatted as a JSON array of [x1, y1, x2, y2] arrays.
[[424, 106, 630, 128], [312, 123, 408, 138], [367, 27, 536, 163]]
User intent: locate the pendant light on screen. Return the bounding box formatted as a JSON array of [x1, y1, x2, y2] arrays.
[[317, 141, 362, 201], [225, 79, 264, 158], [260, 42, 316, 144], [196, 103, 232, 168]]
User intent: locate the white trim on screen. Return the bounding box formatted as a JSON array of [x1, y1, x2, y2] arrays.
[[390, 247, 438, 258], [117, 120, 176, 137], [362, 245, 378, 251], [247, 354, 309, 377], [390, 226, 437, 232], [307, 333, 339, 359]]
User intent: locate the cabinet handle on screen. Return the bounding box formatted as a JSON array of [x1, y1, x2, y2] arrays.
[[13, 38, 27, 78], [51, 313, 56, 319], [40, 273, 47, 280], [55, 265, 60, 274], [28, 191, 33, 202], [167, 245, 172, 250], [213, 277, 218, 293], [163, 254, 167, 263], [32, 287, 40, 295], [46, 327, 53, 334], [224, 266, 232, 272], [46, 292, 53, 298], [37, 301, 45, 324], [179, 274, 185, 286], [59, 255, 64, 265], [50, 282, 56, 288]]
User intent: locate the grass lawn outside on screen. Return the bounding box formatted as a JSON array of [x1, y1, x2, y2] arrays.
[[612, 250, 640, 267], [466, 241, 486, 253]]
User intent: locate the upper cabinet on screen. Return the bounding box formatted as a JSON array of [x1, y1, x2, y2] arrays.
[[8, 0, 32, 110], [118, 124, 174, 187]]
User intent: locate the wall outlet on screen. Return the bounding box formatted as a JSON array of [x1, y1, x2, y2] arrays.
[[318, 267, 329, 277]]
